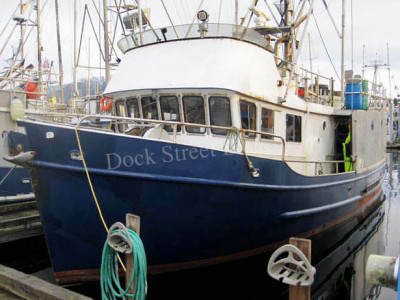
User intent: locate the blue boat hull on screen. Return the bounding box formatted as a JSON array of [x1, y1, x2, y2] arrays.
[[8, 120, 385, 284], [0, 166, 33, 201]]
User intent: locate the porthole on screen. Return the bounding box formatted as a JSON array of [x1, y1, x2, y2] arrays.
[[323, 121, 326, 131], [371, 121, 374, 131]]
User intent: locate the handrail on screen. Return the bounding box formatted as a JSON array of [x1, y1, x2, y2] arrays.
[[74, 114, 287, 161], [27, 113, 350, 174], [274, 55, 335, 105]]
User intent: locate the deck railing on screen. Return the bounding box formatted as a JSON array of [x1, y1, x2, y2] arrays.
[[67, 114, 348, 175], [275, 56, 391, 108]]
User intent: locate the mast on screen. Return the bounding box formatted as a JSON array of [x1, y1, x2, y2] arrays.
[[36, 0, 42, 95], [73, 0, 78, 97], [138, 0, 143, 45], [55, 0, 64, 104], [308, 33, 312, 75], [340, 0, 346, 104], [20, 0, 25, 76], [362, 44, 365, 78], [284, 0, 293, 61], [88, 37, 91, 98], [103, 0, 110, 84]]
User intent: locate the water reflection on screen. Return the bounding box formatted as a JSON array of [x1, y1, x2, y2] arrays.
[[379, 151, 400, 299]]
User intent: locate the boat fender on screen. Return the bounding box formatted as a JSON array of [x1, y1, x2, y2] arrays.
[[100, 96, 113, 111], [10, 96, 25, 121], [366, 254, 399, 290], [267, 244, 316, 286]]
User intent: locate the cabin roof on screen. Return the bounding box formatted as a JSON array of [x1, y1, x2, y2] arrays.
[[105, 38, 280, 102]]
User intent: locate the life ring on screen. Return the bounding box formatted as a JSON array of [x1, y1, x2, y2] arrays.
[[100, 97, 112, 111]]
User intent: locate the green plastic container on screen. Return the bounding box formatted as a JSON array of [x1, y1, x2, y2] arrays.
[[362, 80, 369, 110]]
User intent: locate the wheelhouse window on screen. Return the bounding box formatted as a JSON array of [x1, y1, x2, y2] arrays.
[[141, 96, 158, 120], [160, 95, 181, 132], [286, 114, 302, 142], [240, 100, 256, 138], [261, 108, 274, 139], [115, 100, 127, 132], [126, 98, 141, 119], [209, 96, 231, 135], [183, 96, 206, 134]]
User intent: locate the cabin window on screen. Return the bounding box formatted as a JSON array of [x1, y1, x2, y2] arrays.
[[115, 100, 127, 132], [240, 100, 256, 138], [183, 96, 206, 134], [160, 95, 181, 132], [209, 96, 231, 135], [286, 114, 302, 142], [126, 98, 140, 118], [261, 108, 274, 139], [141, 96, 158, 120]]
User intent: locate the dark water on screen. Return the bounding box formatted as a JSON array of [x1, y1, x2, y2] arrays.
[[2, 153, 399, 300]]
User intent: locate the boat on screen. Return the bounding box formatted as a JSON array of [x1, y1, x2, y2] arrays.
[[3, 0, 388, 284]]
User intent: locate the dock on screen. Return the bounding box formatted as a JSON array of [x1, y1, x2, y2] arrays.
[[0, 264, 92, 300], [0, 201, 42, 244]]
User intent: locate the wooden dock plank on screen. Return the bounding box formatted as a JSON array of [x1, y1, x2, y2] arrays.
[[0, 264, 93, 300], [0, 225, 43, 244], [0, 211, 40, 229], [0, 201, 37, 214]]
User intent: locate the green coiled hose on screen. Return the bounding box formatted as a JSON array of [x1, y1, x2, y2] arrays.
[[101, 229, 147, 300]]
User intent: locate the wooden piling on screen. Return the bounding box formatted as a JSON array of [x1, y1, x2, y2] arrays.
[[125, 214, 141, 294], [289, 237, 311, 300]]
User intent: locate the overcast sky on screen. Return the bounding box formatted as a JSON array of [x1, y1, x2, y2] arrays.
[[0, 0, 399, 96]]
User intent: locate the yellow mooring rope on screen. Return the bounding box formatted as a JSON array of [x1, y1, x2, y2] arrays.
[[74, 126, 127, 272]]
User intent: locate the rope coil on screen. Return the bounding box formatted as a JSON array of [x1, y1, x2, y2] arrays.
[[224, 127, 260, 178]]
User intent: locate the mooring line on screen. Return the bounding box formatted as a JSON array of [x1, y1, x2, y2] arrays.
[[74, 126, 127, 272]]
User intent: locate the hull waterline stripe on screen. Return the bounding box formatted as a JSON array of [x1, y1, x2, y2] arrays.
[[280, 183, 381, 219], [28, 160, 386, 191]]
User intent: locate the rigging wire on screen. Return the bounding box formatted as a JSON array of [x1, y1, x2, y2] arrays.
[[263, 0, 279, 26], [173, 1, 184, 25], [217, 0, 223, 33], [312, 14, 340, 81], [183, 0, 191, 24], [0, 3, 20, 41], [161, 0, 180, 38]]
